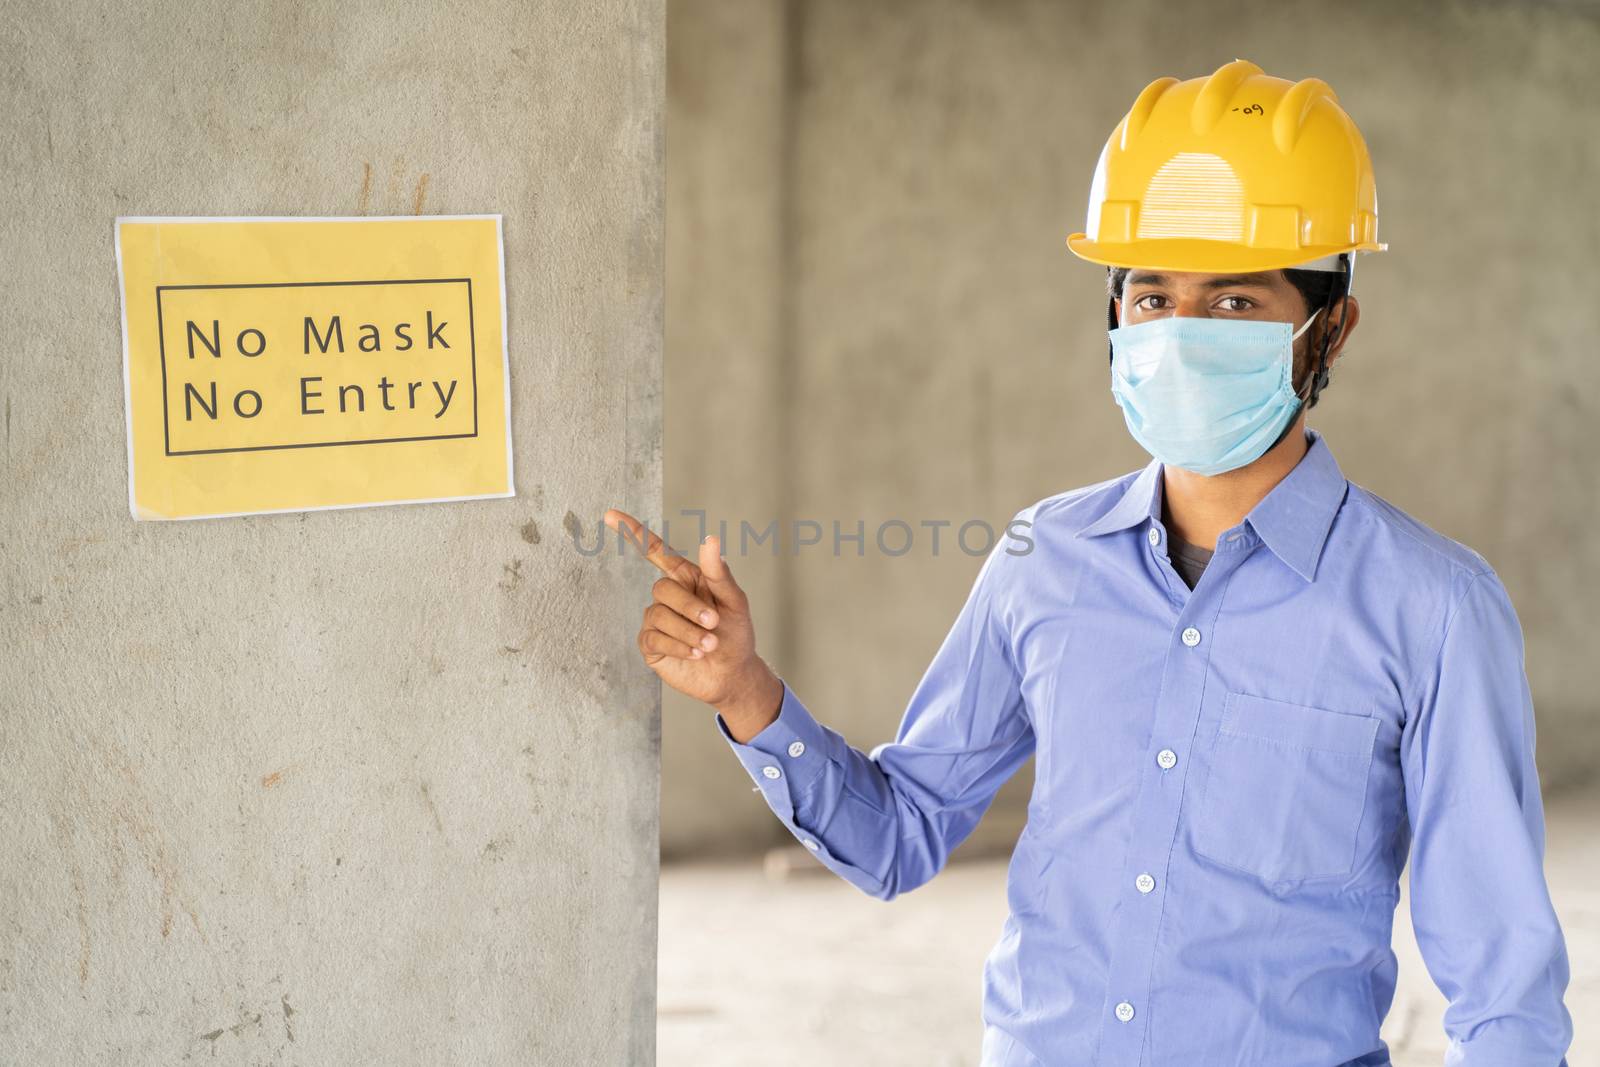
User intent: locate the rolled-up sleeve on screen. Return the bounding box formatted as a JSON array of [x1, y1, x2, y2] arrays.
[[714, 534, 1033, 901], [1400, 566, 1573, 1065]]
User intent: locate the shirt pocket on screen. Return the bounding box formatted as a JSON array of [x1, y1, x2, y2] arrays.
[[1193, 690, 1380, 883]]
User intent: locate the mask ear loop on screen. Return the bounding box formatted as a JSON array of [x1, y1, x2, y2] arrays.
[[1301, 253, 1353, 406], [1292, 308, 1323, 340]]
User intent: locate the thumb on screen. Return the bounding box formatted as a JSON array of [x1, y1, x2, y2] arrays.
[[698, 534, 748, 613]]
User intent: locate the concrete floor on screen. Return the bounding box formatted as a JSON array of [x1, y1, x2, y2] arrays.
[[659, 781, 1597, 1066]]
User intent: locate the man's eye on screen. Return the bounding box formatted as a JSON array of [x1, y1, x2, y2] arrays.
[[1135, 295, 1168, 311], [1218, 296, 1254, 312]]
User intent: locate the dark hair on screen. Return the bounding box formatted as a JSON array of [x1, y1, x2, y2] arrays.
[[1104, 265, 1346, 408]]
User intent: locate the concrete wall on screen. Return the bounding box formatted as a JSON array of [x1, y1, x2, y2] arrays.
[[664, 0, 1600, 856], [662, 0, 795, 857], [0, 2, 662, 1064]]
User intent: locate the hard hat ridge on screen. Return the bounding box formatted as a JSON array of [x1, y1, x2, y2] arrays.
[[1271, 76, 1338, 155], [1191, 58, 1261, 134]]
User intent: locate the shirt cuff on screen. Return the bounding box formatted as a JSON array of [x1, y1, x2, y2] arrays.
[[714, 678, 831, 822]]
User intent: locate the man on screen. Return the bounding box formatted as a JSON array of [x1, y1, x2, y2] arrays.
[[607, 59, 1573, 1066]]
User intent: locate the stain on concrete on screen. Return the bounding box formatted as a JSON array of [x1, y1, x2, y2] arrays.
[[520, 519, 541, 545], [419, 781, 444, 835], [412, 173, 429, 215], [499, 558, 525, 591], [385, 159, 405, 209], [57, 535, 106, 555], [281, 994, 296, 1043], [566, 509, 613, 556], [199, 1009, 262, 1045], [86, 735, 206, 945], [357, 161, 371, 214], [260, 770, 285, 788], [50, 811, 91, 985]]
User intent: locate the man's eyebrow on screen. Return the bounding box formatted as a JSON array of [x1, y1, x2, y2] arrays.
[[1123, 272, 1279, 289], [1199, 274, 1279, 290]]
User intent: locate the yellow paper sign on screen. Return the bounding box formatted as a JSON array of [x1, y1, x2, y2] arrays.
[[114, 216, 513, 519]]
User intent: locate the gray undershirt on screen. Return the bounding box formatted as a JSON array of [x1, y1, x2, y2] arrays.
[[1169, 535, 1215, 590]]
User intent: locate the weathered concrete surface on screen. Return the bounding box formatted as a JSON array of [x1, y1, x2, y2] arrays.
[[0, 1, 662, 1063], [660, 780, 1600, 1065], [664, 0, 1600, 857]]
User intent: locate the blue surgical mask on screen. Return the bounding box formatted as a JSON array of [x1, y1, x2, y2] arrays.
[[1108, 310, 1320, 477]]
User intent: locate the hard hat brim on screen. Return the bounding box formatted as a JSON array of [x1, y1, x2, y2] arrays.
[[1066, 233, 1385, 274]]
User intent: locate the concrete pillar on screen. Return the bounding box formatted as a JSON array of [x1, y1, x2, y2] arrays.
[[0, 1, 662, 1062]]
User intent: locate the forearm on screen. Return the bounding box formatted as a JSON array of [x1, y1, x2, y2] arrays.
[[723, 681, 966, 895], [715, 670, 1034, 902], [716, 679, 916, 899], [714, 532, 1033, 901]]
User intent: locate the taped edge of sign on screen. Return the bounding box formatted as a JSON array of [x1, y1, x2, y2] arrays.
[[113, 217, 142, 521], [494, 213, 516, 504]]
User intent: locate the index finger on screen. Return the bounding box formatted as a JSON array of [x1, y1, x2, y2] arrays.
[[603, 508, 700, 587]]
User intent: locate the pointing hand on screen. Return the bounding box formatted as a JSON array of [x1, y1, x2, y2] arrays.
[[603, 509, 782, 735]]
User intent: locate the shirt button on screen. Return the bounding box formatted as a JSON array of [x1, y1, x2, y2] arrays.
[[762, 765, 781, 779], [1147, 528, 1160, 547], [802, 838, 820, 851], [788, 740, 806, 758], [1114, 1001, 1135, 1022], [1156, 748, 1177, 769], [1181, 626, 1201, 647], [1135, 873, 1155, 894]]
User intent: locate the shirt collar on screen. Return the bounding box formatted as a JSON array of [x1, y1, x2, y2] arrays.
[[1074, 428, 1349, 583], [1073, 455, 1164, 542]]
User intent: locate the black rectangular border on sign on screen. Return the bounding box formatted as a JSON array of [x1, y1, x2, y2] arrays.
[[155, 278, 480, 456]]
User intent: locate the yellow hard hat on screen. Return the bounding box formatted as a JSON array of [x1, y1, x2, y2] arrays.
[[1067, 59, 1386, 273]]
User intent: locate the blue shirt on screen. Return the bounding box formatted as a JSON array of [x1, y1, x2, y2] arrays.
[[715, 429, 1573, 1066]]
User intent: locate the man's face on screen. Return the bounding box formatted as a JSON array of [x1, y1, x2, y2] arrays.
[[1114, 269, 1339, 397]]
